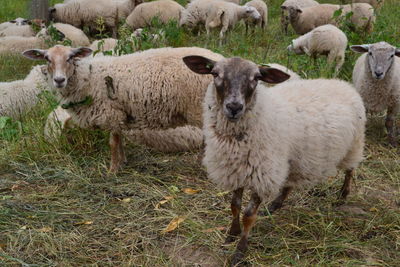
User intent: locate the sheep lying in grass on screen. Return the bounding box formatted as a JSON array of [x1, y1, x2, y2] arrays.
[[205, 1, 261, 39], [0, 65, 49, 119], [36, 23, 90, 47], [183, 56, 365, 265], [281, 0, 319, 33], [351, 42, 400, 147], [125, 0, 184, 30], [244, 0, 268, 31], [0, 25, 36, 37], [288, 24, 347, 75], [49, 0, 143, 37], [23, 45, 223, 172], [0, 18, 30, 31]]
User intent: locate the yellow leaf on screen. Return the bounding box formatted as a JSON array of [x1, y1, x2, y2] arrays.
[[74, 221, 93, 226], [164, 196, 174, 200], [38, 227, 52, 233], [182, 188, 200, 195], [202, 226, 226, 233], [155, 196, 174, 209], [216, 191, 230, 197], [121, 197, 132, 203], [369, 207, 378, 212], [20, 225, 27, 230], [162, 216, 185, 233]]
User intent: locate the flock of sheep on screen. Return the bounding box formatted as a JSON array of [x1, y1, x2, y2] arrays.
[[0, 0, 397, 265]]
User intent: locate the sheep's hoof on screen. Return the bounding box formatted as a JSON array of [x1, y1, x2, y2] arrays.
[[224, 235, 239, 245], [230, 251, 245, 267]]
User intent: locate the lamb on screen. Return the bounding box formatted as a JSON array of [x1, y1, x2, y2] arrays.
[[351, 42, 400, 147], [37, 23, 91, 47], [340, 3, 375, 33], [287, 24, 347, 75], [49, 0, 143, 37], [23, 45, 224, 172], [352, 0, 384, 9], [205, 1, 261, 39], [183, 55, 365, 265], [0, 65, 50, 119], [280, 0, 319, 33], [286, 4, 339, 35], [125, 0, 184, 30], [244, 0, 268, 31]]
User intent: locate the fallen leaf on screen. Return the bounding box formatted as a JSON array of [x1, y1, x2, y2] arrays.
[[182, 188, 200, 195], [216, 191, 230, 197], [38, 227, 52, 233], [162, 159, 170, 163], [162, 216, 185, 233], [369, 207, 379, 212], [164, 196, 174, 200], [202, 226, 226, 233], [20, 225, 27, 230], [121, 197, 132, 203], [74, 221, 93, 226], [155, 196, 174, 209]]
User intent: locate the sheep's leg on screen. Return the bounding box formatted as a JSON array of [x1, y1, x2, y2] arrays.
[[385, 105, 398, 147], [267, 186, 292, 214], [340, 169, 353, 199], [225, 188, 244, 244], [231, 192, 262, 266], [109, 132, 124, 172]]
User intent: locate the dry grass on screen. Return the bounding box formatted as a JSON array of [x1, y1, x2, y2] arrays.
[[1, 0, 400, 266]]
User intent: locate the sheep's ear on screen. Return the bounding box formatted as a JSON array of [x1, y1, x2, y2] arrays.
[[9, 20, 17, 23], [49, 7, 56, 13], [71, 47, 92, 58], [258, 67, 290, 84], [395, 48, 400, 57], [56, 30, 66, 39], [296, 8, 302, 13], [22, 49, 47, 60], [281, 6, 287, 10], [350, 45, 370, 53], [183, 56, 216, 75]]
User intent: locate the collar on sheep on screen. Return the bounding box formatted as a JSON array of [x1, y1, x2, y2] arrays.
[[61, 95, 93, 109]]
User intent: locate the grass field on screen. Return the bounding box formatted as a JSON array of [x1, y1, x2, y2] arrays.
[[1, 0, 400, 266]]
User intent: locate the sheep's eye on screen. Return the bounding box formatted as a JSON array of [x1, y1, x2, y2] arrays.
[[368, 52, 372, 56], [211, 71, 218, 78], [67, 57, 73, 62], [390, 54, 394, 58], [254, 74, 262, 81]]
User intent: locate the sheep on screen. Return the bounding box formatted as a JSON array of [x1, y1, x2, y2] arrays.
[[0, 36, 49, 55], [280, 0, 319, 33], [287, 24, 347, 75], [286, 4, 339, 35], [205, 1, 261, 39], [351, 42, 400, 147], [51, 23, 90, 47], [125, 0, 184, 30], [352, 0, 384, 9], [244, 0, 268, 31], [89, 38, 118, 55], [0, 65, 50, 119], [23, 45, 224, 172], [0, 18, 30, 31], [340, 3, 375, 33], [183, 55, 365, 265], [49, 0, 143, 37], [180, 0, 212, 30], [0, 24, 36, 37], [44, 106, 75, 139]]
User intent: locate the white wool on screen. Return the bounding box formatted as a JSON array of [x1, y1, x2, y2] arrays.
[[0, 25, 35, 37], [0, 65, 50, 119], [203, 78, 365, 200], [244, 0, 268, 29]]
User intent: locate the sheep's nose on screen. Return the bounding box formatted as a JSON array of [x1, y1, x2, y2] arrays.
[[226, 102, 243, 116], [375, 71, 383, 78], [54, 77, 65, 84]]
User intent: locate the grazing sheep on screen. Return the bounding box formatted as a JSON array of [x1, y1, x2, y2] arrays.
[[183, 55, 365, 265], [286, 4, 339, 35], [49, 0, 143, 37], [0, 65, 49, 119], [340, 3, 375, 33], [352, 0, 384, 9], [0, 25, 36, 37], [125, 0, 184, 30], [205, 1, 261, 39], [35, 23, 90, 47], [351, 42, 400, 146], [244, 0, 268, 31], [281, 0, 319, 33], [180, 0, 213, 30], [23, 45, 223, 172], [288, 24, 348, 75]]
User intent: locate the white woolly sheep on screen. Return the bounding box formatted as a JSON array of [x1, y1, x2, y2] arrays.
[[0, 65, 49, 119], [125, 0, 184, 30], [183, 55, 365, 265], [352, 0, 384, 9], [286, 4, 339, 35], [287, 24, 348, 75], [244, 0, 268, 31], [205, 1, 261, 39], [280, 0, 319, 33], [23, 45, 224, 172], [180, 0, 213, 30], [49, 0, 143, 37], [340, 3, 375, 33], [0, 36, 48, 55], [36, 23, 90, 47], [351, 42, 400, 147], [0, 18, 30, 31], [0, 25, 36, 37]]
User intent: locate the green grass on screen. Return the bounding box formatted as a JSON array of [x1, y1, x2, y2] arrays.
[[1, 0, 400, 266]]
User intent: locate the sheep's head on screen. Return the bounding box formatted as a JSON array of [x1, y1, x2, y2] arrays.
[[22, 45, 92, 89], [351, 42, 400, 80], [183, 56, 290, 122], [286, 6, 302, 22], [179, 9, 196, 28], [244, 6, 261, 21], [9, 17, 30, 26]]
